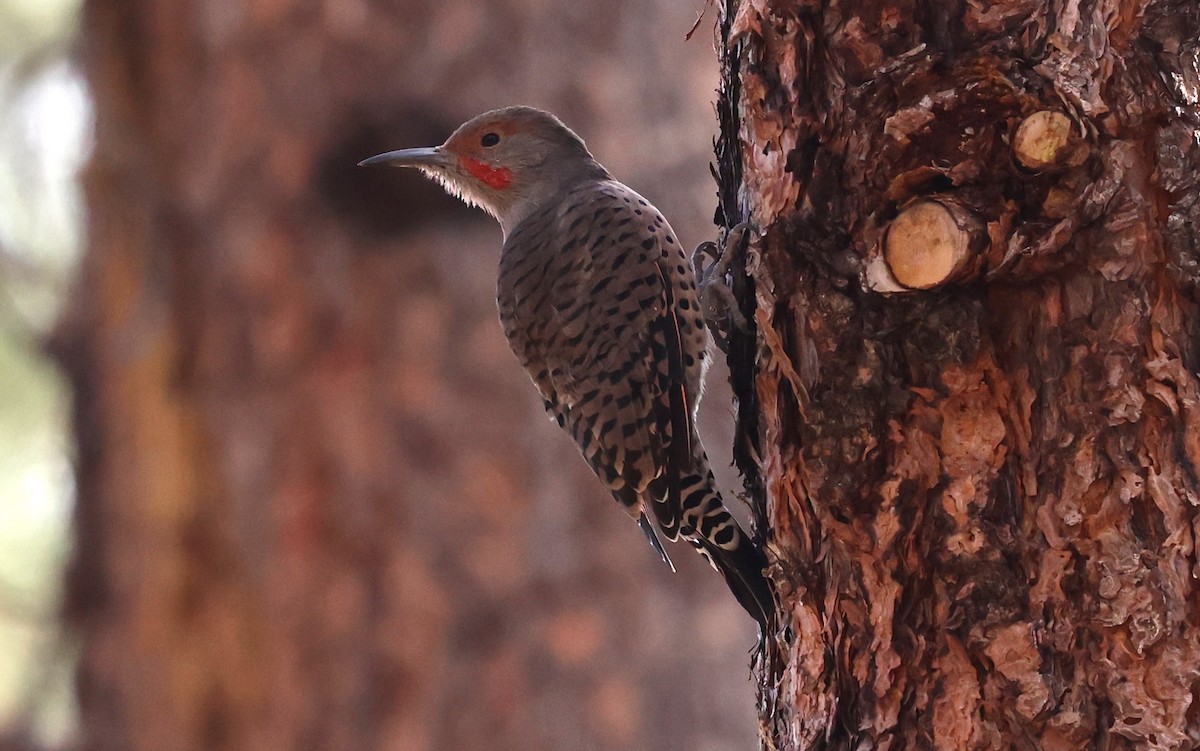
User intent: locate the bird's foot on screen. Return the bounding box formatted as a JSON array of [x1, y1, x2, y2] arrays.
[[692, 222, 753, 353]]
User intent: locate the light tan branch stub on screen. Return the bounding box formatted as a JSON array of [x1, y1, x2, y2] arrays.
[[883, 200, 974, 289]]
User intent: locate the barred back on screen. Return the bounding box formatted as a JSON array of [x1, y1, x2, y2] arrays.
[[497, 179, 772, 625]]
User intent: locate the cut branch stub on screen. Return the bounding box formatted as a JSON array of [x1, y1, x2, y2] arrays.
[[883, 200, 980, 290], [1013, 110, 1073, 170]]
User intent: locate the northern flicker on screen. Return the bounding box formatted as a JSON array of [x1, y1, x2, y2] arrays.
[[361, 106, 773, 626]]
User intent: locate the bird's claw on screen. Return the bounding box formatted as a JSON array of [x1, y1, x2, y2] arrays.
[[693, 222, 753, 353]]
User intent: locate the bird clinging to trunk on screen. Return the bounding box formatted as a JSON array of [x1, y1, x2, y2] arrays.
[[361, 106, 773, 627]]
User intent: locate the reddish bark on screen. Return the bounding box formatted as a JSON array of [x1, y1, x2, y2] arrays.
[[717, 1, 1200, 748]]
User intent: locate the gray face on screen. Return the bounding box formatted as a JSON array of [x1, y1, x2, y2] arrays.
[[359, 107, 604, 228]]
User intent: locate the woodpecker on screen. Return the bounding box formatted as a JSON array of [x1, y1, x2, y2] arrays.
[[361, 107, 773, 626]]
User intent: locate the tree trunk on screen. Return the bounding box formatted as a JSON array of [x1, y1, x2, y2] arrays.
[[56, 2, 758, 750], [716, 0, 1200, 748]]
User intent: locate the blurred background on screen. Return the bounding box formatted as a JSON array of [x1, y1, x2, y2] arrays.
[[0, 0, 87, 747], [0, 1, 758, 749]]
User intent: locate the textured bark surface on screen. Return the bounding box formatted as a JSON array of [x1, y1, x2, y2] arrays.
[[56, 2, 760, 750], [717, 0, 1200, 748]]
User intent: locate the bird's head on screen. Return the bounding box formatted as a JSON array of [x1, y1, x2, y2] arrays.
[[360, 106, 609, 234]]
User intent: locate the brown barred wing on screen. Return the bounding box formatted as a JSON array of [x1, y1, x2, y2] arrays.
[[498, 181, 691, 553]]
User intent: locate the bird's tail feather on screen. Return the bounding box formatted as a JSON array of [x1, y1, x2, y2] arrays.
[[693, 531, 774, 628], [638, 512, 675, 572], [679, 465, 775, 628]]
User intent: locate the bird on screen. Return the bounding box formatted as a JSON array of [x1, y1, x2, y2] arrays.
[[360, 106, 773, 626]]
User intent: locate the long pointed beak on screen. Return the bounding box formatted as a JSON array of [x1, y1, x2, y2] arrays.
[[357, 146, 453, 168]]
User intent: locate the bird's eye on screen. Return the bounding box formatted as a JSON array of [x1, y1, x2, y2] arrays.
[[481, 132, 501, 147]]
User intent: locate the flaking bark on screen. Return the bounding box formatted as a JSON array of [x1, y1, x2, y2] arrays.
[[717, 1, 1200, 748]]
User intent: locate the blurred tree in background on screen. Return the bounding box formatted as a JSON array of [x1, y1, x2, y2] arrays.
[[42, 1, 761, 750]]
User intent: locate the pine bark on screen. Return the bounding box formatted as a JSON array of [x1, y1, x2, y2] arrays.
[[57, 2, 758, 750], [716, 1, 1200, 748]]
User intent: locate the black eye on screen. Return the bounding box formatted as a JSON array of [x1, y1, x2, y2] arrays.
[[481, 132, 500, 147]]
